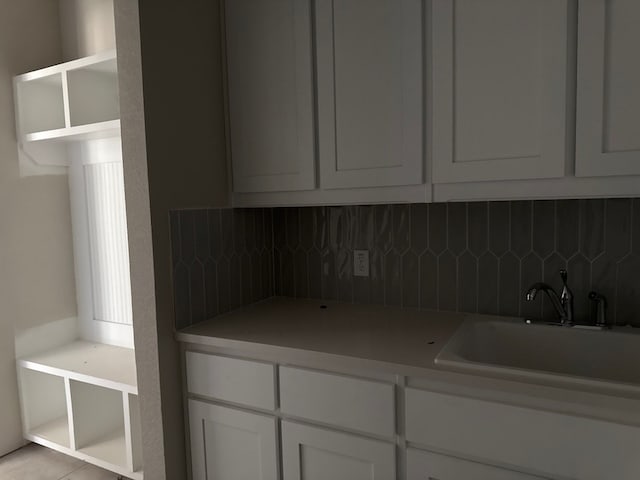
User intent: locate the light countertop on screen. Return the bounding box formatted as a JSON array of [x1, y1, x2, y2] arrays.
[[177, 297, 471, 370], [177, 297, 640, 426]]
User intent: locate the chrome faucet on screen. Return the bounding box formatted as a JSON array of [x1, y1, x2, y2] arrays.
[[559, 269, 574, 325], [525, 269, 574, 326]]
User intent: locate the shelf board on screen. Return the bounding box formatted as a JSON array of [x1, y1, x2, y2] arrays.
[[19, 341, 137, 393], [23, 119, 121, 144], [79, 429, 128, 469], [14, 50, 117, 83], [28, 416, 70, 448]]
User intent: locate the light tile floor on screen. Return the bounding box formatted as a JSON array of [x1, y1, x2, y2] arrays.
[[0, 444, 125, 480]]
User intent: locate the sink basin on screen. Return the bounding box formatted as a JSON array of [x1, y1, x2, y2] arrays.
[[435, 318, 640, 394]]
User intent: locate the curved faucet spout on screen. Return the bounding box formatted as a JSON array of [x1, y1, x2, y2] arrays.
[[525, 282, 568, 324]]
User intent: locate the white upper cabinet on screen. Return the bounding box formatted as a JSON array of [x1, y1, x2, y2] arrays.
[[576, 0, 640, 177], [225, 0, 315, 193], [431, 0, 573, 183], [316, 0, 423, 189]]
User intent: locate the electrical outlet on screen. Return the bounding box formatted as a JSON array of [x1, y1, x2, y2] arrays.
[[353, 250, 370, 277]]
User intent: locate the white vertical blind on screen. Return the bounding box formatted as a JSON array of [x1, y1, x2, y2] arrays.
[[84, 161, 133, 325]]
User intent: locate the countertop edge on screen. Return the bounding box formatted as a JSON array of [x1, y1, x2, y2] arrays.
[[175, 299, 640, 428]]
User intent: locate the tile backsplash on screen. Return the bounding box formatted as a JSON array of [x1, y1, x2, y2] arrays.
[[171, 199, 640, 328], [170, 209, 274, 329]]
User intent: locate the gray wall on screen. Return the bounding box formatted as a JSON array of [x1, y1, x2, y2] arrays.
[[116, 0, 229, 478], [60, 0, 116, 60], [0, 1, 76, 457], [172, 199, 640, 329], [0, 0, 122, 459]]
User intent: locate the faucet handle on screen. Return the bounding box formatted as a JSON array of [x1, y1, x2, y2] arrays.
[[589, 291, 609, 328]]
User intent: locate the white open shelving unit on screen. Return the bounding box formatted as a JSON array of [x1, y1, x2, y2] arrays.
[[13, 50, 120, 174], [17, 342, 143, 480], [13, 51, 141, 478]]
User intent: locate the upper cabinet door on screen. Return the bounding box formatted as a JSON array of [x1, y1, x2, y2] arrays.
[[225, 0, 315, 193], [316, 0, 423, 189], [576, 0, 640, 177], [432, 0, 572, 183]]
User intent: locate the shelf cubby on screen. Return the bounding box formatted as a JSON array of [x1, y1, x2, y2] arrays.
[[67, 57, 119, 127], [70, 380, 127, 468], [14, 72, 66, 134], [19, 369, 70, 448], [13, 50, 121, 174], [17, 341, 143, 479]]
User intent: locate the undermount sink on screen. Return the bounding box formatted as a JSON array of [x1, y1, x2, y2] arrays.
[[435, 318, 640, 394]]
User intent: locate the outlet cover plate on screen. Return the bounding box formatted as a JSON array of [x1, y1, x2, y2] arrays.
[[353, 250, 370, 277]]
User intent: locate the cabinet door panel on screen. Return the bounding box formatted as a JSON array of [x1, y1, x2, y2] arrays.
[[188, 400, 278, 480], [282, 421, 395, 480], [407, 449, 547, 480], [225, 0, 315, 192], [432, 0, 571, 183], [576, 0, 640, 176], [316, 0, 423, 189]]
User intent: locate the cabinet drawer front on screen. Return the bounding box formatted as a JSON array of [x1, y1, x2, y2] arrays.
[[186, 352, 275, 410], [405, 388, 640, 480], [407, 448, 545, 480], [279, 366, 395, 437]]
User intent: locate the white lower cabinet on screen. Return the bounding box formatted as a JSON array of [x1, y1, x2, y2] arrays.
[[188, 400, 278, 480], [185, 352, 276, 410], [407, 449, 546, 480], [281, 421, 395, 480], [184, 349, 640, 480], [405, 388, 640, 480], [279, 366, 395, 437]]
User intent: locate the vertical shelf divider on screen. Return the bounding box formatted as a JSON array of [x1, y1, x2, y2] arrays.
[[61, 71, 72, 129], [64, 376, 77, 451], [123, 391, 134, 472]]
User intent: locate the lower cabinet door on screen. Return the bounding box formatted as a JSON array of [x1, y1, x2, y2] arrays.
[[188, 399, 278, 480], [407, 449, 547, 480], [282, 421, 395, 480]]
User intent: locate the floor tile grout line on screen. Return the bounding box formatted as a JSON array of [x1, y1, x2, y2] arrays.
[[56, 462, 87, 480], [2, 444, 118, 480]]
